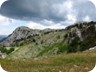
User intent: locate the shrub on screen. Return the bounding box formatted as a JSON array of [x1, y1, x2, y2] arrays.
[[57, 44, 68, 54], [57, 35, 60, 39], [41, 40, 44, 44], [80, 35, 96, 51], [0, 46, 7, 53], [6, 48, 14, 54], [32, 38, 36, 42], [64, 34, 68, 38], [0, 46, 14, 54]]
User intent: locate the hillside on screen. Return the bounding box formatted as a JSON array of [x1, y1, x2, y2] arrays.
[[0, 21, 96, 59]]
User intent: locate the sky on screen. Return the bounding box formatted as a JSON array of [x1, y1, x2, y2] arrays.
[[0, 0, 96, 35]]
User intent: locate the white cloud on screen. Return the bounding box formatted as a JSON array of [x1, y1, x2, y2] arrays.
[[53, 0, 77, 24], [83, 16, 91, 21], [48, 23, 66, 29], [27, 22, 45, 29], [67, 14, 77, 24], [0, 29, 12, 35], [40, 19, 55, 26], [0, 25, 14, 35], [27, 21, 65, 30], [0, 15, 17, 35], [65, 1, 77, 24], [0, 15, 16, 26], [0, 0, 7, 8], [53, 0, 73, 15]]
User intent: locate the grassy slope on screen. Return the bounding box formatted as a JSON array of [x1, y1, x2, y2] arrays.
[[7, 30, 67, 59], [0, 51, 96, 72]]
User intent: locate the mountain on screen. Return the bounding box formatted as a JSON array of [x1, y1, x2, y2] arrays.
[[0, 26, 41, 46], [0, 21, 96, 59]]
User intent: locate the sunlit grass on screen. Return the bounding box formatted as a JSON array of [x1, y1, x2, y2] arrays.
[[0, 51, 96, 72]]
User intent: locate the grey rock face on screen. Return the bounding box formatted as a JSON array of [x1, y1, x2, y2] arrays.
[[67, 23, 96, 44], [0, 26, 59, 47], [66, 22, 96, 51], [0, 26, 41, 46]]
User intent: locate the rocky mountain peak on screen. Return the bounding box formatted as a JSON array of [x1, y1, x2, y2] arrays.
[[0, 26, 40, 46]]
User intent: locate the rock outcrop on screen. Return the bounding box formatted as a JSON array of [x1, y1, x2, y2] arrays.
[[0, 26, 41, 46], [66, 21, 96, 52], [0, 26, 58, 47]]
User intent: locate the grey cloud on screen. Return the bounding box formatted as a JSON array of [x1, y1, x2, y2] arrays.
[[0, 0, 65, 21], [0, 0, 96, 25]]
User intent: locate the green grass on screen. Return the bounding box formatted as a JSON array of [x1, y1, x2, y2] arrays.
[[36, 40, 68, 57], [0, 51, 96, 72], [36, 43, 59, 57]]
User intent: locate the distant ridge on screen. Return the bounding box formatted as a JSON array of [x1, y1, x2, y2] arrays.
[[0, 35, 7, 41]]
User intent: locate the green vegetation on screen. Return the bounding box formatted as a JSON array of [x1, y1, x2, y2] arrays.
[[80, 35, 96, 51], [6, 48, 14, 54], [0, 46, 14, 54], [67, 35, 96, 53], [57, 44, 68, 53]]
